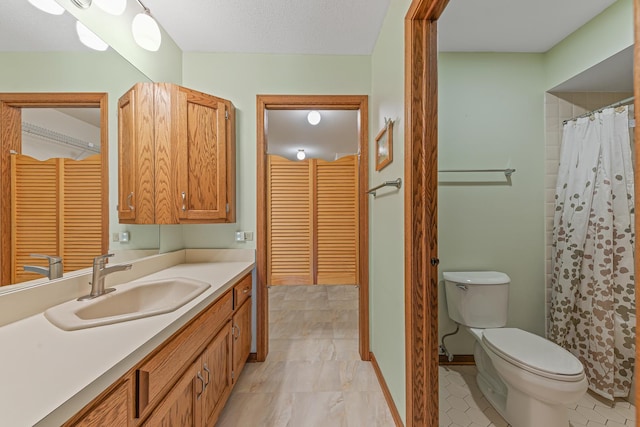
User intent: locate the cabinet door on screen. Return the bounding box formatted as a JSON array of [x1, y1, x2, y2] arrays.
[[69, 379, 130, 427], [176, 88, 229, 222], [232, 298, 252, 383], [117, 83, 155, 224], [142, 363, 197, 427], [201, 320, 233, 426]]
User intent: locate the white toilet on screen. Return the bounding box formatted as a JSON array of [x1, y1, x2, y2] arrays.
[[443, 271, 588, 427]]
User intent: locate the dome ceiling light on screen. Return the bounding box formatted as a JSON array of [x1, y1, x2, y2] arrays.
[[296, 149, 306, 160], [307, 111, 321, 126]]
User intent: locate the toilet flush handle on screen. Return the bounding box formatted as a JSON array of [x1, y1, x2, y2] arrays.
[[456, 284, 468, 291]]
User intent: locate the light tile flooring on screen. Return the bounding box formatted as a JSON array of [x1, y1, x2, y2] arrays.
[[440, 365, 637, 427], [216, 285, 395, 427]]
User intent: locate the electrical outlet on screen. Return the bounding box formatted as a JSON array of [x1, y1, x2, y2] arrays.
[[235, 231, 245, 242], [112, 232, 120, 242]]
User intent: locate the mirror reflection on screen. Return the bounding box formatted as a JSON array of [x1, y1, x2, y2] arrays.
[[0, 1, 160, 289]]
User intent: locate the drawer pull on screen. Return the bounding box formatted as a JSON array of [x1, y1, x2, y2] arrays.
[[243, 288, 249, 294], [203, 363, 211, 386], [197, 371, 206, 398]]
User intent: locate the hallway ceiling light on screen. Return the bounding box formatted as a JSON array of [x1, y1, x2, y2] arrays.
[[76, 21, 109, 51], [296, 149, 306, 160], [94, 0, 127, 15], [28, 0, 65, 15], [307, 111, 321, 126]]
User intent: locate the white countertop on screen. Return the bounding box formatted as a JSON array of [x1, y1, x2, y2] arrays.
[[0, 260, 254, 427]]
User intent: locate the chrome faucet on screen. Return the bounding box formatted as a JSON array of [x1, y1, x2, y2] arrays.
[[24, 254, 63, 280], [78, 254, 132, 301]]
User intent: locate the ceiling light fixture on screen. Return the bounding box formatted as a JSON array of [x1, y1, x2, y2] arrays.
[[132, 0, 162, 51], [296, 149, 306, 161], [307, 111, 321, 126], [94, 0, 127, 15], [27, 0, 65, 15], [76, 21, 109, 51]]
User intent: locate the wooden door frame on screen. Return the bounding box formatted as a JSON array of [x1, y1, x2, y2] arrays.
[[404, 0, 449, 425], [634, 0, 639, 414], [0, 93, 109, 285], [256, 94, 369, 362], [407, 0, 640, 424]]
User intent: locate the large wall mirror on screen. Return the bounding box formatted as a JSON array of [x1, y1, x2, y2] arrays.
[[0, 2, 160, 289]]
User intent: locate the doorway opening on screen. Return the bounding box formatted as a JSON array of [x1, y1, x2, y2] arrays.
[[0, 93, 109, 286], [256, 94, 369, 361]]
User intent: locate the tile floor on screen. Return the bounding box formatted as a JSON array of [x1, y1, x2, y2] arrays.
[[439, 365, 637, 427], [216, 284, 395, 427]]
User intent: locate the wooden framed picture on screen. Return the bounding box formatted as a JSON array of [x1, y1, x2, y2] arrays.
[[375, 120, 393, 171]]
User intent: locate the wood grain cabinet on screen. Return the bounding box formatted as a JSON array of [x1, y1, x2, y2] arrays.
[[118, 82, 236, 224], [65, 379, 132, 427], [231, 275, 252, 382], [67, 273, 252, 427], [142, 322, 232, 427]]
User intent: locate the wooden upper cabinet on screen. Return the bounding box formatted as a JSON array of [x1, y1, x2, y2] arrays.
[[118, 82, 236, 224]]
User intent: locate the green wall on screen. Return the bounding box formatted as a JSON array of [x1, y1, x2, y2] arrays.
[[369, 0, 410, 421], [545, 0, 633, 90], [437, 53, 547, 353], [0, 51, 160, 253], [177, 53, 371, 251]]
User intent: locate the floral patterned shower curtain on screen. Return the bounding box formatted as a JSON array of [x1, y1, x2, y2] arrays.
[[549, 106, 635, 400]]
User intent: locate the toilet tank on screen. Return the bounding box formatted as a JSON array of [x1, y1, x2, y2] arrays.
[[443, 271, 510, 328]]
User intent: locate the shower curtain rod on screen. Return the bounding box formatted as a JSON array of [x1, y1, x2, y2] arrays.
[[563, 96, 635, 125]]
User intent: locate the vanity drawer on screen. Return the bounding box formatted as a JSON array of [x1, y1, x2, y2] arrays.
[[233, 274, 252, 309], [136, 291, 232, 417]]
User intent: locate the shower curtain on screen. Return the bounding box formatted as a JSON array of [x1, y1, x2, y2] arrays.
[[549, 106, 636, 400]]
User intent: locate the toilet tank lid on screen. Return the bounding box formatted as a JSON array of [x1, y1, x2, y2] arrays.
[[443, 271, 510, 285]]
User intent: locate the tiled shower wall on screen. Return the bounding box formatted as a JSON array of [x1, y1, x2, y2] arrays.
[[544, 92, 634, 330]]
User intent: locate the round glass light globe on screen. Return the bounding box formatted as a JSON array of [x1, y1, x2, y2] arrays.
[[296, 150, 306, 160], [132, 13, 162, 52], [76, 21, 109, 51], [28, 0, 65, 15]]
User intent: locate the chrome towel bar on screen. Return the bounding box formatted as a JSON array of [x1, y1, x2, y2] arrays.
[[438, 168, 516, 177], [367, 178, 402, 197]]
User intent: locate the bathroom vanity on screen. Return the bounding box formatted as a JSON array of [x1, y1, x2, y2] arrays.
[[0, 249, 254, 426]]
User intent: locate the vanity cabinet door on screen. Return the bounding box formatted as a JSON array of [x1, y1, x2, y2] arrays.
[[175, 86, 233, 223], [141, 364, 197, 427], [200, 320, 233, 426], [117, 83, 155, 224], [232, 296, 252, 383]]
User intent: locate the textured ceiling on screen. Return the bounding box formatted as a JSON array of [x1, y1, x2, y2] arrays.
[[143, 0, 391, 55], [438, 0, 619, 52]]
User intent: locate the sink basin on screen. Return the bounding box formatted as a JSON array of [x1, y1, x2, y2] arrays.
[[45, 277, 211, 331]]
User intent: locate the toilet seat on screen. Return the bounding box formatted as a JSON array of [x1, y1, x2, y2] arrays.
[[482, 328, 585, 382]]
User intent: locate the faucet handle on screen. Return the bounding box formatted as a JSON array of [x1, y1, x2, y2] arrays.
[[93, 253, 114, 266], [30, 254, 63, 264]]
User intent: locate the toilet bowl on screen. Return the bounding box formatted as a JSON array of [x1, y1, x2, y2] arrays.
[[444, 272, 587, 427]]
